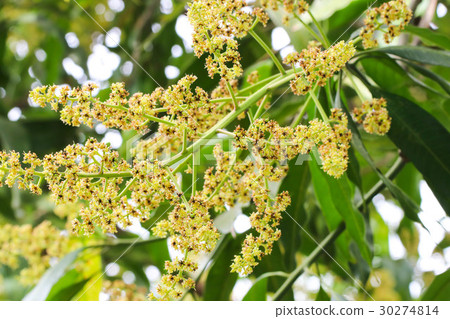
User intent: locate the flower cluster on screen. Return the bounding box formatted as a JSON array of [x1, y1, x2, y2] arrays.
[[30, 82, 155, 131], [283, 41, 356, 95], [360, 0, 412, 49], [261, 0, 309, 15], [200, 145, 251, 211], [1, 138, 182, 236], [102, 280, 148, 301], [0, 151, 43, 195], [31, 76, 241, 163], [158, 75, 222, 139], [312, 109, 352, 178], [199, 145, 291, 275], [43, 139, 134, 235], [150, 199, 219, 300], [352, 98, 391, 135], [148, 256, 198, 300], [232, 191, 291, 275], [233, 111, 352, 178], [150, 141, 289, 284], [187, 0, 268, 80], [0, 221, 75, 285], [133, 76, 237, 161]]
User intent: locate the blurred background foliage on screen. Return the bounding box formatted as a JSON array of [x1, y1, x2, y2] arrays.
[[0, 0, 449, 301]]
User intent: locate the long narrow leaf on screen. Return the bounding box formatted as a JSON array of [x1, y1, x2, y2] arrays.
[[23, 249, 83, 301], [340, 98, 421, 223], [372, 46, 450, 67], [310, 156, 371, 264], [421, 269, 450, 301], [371, 89, 450, 216]]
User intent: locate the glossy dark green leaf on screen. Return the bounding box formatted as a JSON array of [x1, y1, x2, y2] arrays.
[[394, 163, 422, 206], [373, 46, 450, 67], [421, 269, 450, 301], [243, 277, 268, 301], [43, 35, 64, 84], [371, 89, 450, 215], [46, 269, 92, 301], [405, 25, 450, 51], [203, 234, 241, 301], [359, 56, 413, 99], [403, 61, 450, 95], [315, 286, 331, 301], [309, 158, 351, 263], [327, 0, 370, 43], [346, 147, 363, 194], [279, 158, 310, 271], [310, 156, 371, 264], [309, 160, 343, 230], [340, 104, 421, 223], [23, 249, 83, 301], [242, 272, 288, 301]]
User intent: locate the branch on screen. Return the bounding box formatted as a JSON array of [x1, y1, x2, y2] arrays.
[[248, 29, 286, 75]]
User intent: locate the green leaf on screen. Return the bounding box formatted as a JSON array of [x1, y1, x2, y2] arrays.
[[309, 158, 352, 263], [309, 160, 343, 230], [72, 254, 103, 301], [242, 272, 288, 301], [421, 269, 450, 301], [346, 147, 363, 194], [340, 104, 421, 223], [46, 269, 92, 301], [372, 46, 450, 67], [371, 89, 450, 215], [23, 249, 83, 301], [0, 117, 30, 152], [351, 60, 450, 132], [359, 55, 413, 99], [243, 277, 268, 301], [327, 0, 370, 43], [395, 163, 422, 206], [43, 35, 64, 84], [242, 60, 274, 89], [203, 234, 241, 301], [315, 286, 331, 301], [279, 158, 310, 271], [403, 61, 450, 96], [405, 25, 450, 51], [335, 78, 363, 196], [310, 156, 371, 264]]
